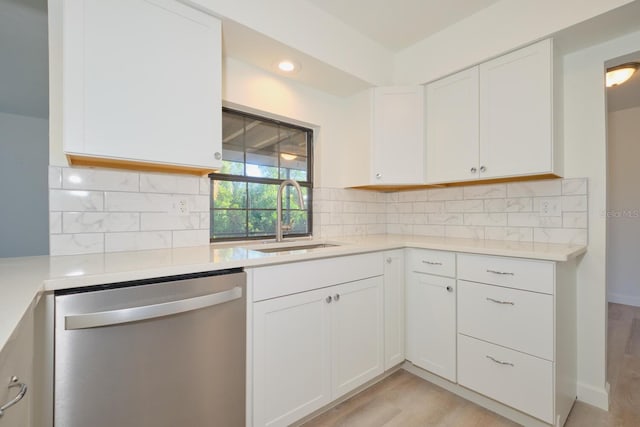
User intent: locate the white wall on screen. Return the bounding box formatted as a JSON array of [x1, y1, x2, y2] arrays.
[[563, 29, 640, 409], [607, 106, 640, 307], [394, 0, 635, 85], [0, 112, 49, 257], [186, 0, 393, 87], [221, 56, 350, 188]]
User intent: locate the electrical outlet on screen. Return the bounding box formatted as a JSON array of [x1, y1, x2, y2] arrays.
[[538, 197, 561, 217], [169, 199, 189, 216]]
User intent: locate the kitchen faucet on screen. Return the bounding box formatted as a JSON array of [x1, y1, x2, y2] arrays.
[[276, 179, 305, 242]]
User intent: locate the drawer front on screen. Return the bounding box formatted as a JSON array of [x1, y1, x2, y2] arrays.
[[407, 249, 455, 277], [457, 253, 554, 294], [458, 334, 553, 423], [458, 280, 553, 360], [252, 252, 383, 301]]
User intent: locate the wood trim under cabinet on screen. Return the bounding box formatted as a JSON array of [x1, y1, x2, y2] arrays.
[[66, 154, 216, 176], [348, 173, 561, 192]]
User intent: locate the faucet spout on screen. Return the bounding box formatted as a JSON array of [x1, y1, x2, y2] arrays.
[[276, 179, 305, 242]]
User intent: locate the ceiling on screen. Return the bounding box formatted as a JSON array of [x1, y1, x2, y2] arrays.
[[0, 0, 48, 119], [606, 52, 640, 112], [306, 0, 501, 51]]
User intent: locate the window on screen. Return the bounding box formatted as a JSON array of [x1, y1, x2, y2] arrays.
[[209, 108, 313, 241]]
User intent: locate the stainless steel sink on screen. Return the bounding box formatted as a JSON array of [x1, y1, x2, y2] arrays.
[[251, 243, 339, 253]]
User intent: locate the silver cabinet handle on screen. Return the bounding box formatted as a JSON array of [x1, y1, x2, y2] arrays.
[[0, 376, 28, 417], [375, 173, 382, 179], [486, 297, 515, 305], [386, 257, 392, 264], [486, 269, 515, 276], [446, 285, 454, 293], [65, 286, 243, 330], [214, 152, 222, 160], [470, 167, 477, 173], [326, 296, 333, 303], [334, 294, 340, 301], [480, 165, 487, 173], [486, 355, 514, 367], [422, 260, 442, 266]]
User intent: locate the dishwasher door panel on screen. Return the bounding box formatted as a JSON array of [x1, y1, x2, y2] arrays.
[[54, 271, 246, 427]]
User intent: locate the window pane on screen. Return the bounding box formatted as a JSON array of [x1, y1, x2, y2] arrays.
[[248, 210, 276, 237], [212, 209, 247, 239], [247, 183, 277, 209], [212, 108, 312, 241], [288, 211, 309, 234], [212, 181, 247, 209], [246, 120, 279, 178]]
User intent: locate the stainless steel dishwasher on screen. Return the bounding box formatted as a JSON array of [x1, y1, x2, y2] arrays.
[[54, 269, 246, 427]]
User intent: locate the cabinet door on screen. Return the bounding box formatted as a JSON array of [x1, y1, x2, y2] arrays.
[[426, 67, 480, 184], [331, 277, 384, 399], [253, 288, 331, 427], [372, 87, 425, 185], [0, 310, 33, 427], [479, 39, 553, 179], [406, 272, 456, 382], [62, 0, 222, 172], [383, 250, 405, 370]]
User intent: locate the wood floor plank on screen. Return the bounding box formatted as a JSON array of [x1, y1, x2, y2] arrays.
[[302, 302, 640, 427]]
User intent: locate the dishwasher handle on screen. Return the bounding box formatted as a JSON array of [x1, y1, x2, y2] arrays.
[[65, 286, 243, 330]]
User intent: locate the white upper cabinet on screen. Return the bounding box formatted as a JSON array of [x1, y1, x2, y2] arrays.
[[479, 39, 554, 179], [426, 67, 479, 183], [370, 86, 425, 185], [425, 39, 558, 184], [62, 0, 222, 175]]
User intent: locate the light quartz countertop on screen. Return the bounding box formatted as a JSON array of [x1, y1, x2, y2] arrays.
[[0, 234, 586, 355]]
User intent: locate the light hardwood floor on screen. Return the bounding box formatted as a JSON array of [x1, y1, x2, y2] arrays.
[[303, 303, 640, 427]]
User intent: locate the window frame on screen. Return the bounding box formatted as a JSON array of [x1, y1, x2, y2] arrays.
[[209, 107, 314, 243]]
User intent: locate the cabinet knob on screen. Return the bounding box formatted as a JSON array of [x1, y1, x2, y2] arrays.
[[326, 296, 333, 303], [470, 167, 477, 174], [214, 152, 222, 160], [446, 285, 453, 293], [375, 173, 382, 179], [334, 293, 340, 301], [386, 257, 392, 264], [479, 165, 486, 173]]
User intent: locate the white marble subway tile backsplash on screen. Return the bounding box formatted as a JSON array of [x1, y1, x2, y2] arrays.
[[50, 166, 589, 255], [49, 166, 211, 255], [314, 177, 588, 245]]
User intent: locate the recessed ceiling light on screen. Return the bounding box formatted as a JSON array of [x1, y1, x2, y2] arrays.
[[281, 153, 297, 161], [606, 62, 639, 87], [278, 60, 297, 73]]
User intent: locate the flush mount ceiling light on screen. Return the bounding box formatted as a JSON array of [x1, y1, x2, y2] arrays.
[[280, 153, 297, 161], [606, 62, 639, 87], [276, 60, 300, 73]]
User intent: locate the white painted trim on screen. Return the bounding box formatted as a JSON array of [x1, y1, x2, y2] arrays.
[[576, 381, 609, 410], [607, 292, 640, 307]]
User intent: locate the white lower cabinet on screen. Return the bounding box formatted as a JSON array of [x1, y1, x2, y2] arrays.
[[405, 249, 457, 382], [456, 253, 576, 426], [383, 250, 405, 370], [406, 271, 456, 382], [250, 254, 384, 427], [252, 288, 332, 427], [458, 334, 553, 423]]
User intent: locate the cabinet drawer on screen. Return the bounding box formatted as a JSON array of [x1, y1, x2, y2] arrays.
[[458, 280, 553, 360], [457, 253, 554, 294], [458, 334, 553, 423], [252, 253, 383, 301], [407, 249, 455, 277]]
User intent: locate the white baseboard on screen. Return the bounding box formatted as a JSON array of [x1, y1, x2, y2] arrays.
[[577, 381, 609, 410], [607, 292, 640, 307]]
